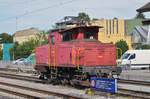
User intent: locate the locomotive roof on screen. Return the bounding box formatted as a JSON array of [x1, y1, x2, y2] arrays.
[[59, 25, 102, 33], [70, 39, 99, 42]]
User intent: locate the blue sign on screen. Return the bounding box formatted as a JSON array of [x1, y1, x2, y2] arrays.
[[90, 77, 117, 93], [3, 43, 14, 61]]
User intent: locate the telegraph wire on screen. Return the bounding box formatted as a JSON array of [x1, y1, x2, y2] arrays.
[[0, 0, 78, 21], [0, 0, 39, 7], [18, 0, 77, 18]]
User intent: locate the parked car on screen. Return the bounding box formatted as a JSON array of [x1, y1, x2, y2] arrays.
[[24, 53, 35, 65], [25, 53, 35, 63], [13, 58, 26, 65], [13, 54, 36, 66]]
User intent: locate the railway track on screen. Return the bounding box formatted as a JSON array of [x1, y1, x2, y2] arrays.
[[0, 88, 40, 99], [0, 72, 44, 83], [118, 88, 150, 99], [71, 79, 150, 98], [0, 72, 150, 98], [117, 79, 150, 98], [0, 80, 85, 99], [0, 72, 86, 99], [0, 67, 35, 74], [118, 79, 150, 86]]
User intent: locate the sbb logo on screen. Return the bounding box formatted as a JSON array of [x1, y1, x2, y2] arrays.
[[90, 80, 95, 88]]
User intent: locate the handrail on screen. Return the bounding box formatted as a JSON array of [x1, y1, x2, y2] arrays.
[[53, 46, 55, 69], [72, 47, 75, 66], [77, 48, 80, 70], [116, 48, 122, 66]]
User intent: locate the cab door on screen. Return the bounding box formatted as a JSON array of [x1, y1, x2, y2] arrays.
[[49, 35, 56, 67]]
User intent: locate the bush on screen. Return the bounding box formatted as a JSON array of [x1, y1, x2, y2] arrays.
[[136, 45, 150, 49], [9, 40, 36, 60], [115, 39, 129, 58]]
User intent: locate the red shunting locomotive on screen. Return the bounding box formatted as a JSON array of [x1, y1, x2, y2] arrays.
[[35, 26, 121, 84]]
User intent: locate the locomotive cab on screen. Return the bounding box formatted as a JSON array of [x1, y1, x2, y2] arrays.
[[60, 26, 100, 42]]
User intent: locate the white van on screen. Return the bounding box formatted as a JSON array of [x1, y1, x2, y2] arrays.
[[117, 50, 150, 69]]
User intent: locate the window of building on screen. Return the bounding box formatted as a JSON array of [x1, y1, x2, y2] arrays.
[[116, 19, 118, 34], [113, 20, 114, 34], [109, 20, 111, 34], [106, 20, 108, 34]]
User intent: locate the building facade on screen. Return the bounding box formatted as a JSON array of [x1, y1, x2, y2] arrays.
[[90, 19, 143, 49], [13, 28, 39, 44]]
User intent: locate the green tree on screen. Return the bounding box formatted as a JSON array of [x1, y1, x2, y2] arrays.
[[10, 40, 36, 60], [136, 45, 150, 49], [115, 39, 129, 58], [135, 12, 145, 19], [77, 12, 90, 25], [34, 30, 49, 46], [9, 30, 49, 60], [0, 33, 13, 43], [0, 49, 3, 60]]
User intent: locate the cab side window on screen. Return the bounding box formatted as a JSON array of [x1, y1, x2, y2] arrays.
[[61, 31, 72, 41], [51, 36, 55, 45], [129, 54, 135, 60], [84, 32, 96, 39]]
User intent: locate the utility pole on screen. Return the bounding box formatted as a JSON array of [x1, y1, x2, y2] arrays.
[[16, 17, 18, 31], [14, 17, 18, 60]]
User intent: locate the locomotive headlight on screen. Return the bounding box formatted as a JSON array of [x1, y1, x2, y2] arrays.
[[98, 55, 103, 58], [118, 62, 121, 65]]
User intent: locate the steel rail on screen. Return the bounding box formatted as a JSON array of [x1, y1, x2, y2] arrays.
[[0, 68, 35, 73], [118, 79, 150, 86], [0, 81, 85, 99], [0, 72, 44, 83], [118, 88, 150, 99], [0, 88, 40, 99]]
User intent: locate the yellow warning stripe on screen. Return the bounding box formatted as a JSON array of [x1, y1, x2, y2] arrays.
[[53, 46, 55, 69], [116, 48, 122, 66], [72, 47, 75, 66], [49, 46, 51, 70], [77, 48, 80, 70]]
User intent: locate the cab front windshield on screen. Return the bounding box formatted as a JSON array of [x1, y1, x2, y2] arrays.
[[122, 53, 130, 59]]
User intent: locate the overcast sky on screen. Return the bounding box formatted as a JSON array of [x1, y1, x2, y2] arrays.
[[0, 0, 150, 34]]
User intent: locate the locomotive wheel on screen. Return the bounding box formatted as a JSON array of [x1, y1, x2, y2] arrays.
[[107, 72, 113, 78], [61, 79, 68, 85], [39, 75, 44, 80], [39, 74, 44, 80]]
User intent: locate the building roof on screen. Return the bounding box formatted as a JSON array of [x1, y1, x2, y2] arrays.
[[56, 16, 78, 25], [14, 28, 39, 37], [137, 2, 150, 12]]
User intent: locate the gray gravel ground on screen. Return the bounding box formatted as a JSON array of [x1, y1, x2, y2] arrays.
[[1, 69, 150, 99], [0, 76, 125, 99], [118, 83, 150, 93], [120, 69, 150, 82], [0, 92, 20, 99]]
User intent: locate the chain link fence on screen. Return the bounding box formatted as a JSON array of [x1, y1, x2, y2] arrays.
[[0, 60, 34, 69]]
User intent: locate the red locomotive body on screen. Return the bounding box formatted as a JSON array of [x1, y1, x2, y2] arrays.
[[35, 26, 121, 82]]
